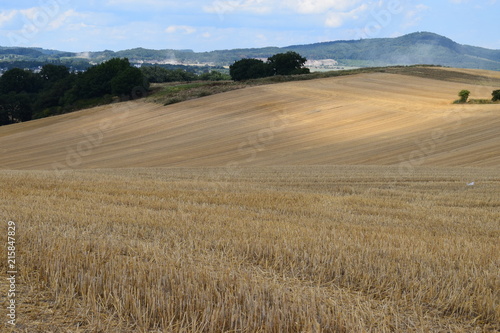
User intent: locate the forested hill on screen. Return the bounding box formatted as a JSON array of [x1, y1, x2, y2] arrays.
[[285, 32, 500, 70], [1, 32, 500, 70]]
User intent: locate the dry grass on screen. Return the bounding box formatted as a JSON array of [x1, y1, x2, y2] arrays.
[[382, 66, 500, 86], [147, 82, 246, 106], [1, 166, 499, 332]]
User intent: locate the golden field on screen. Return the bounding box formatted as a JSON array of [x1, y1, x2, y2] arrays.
[[0, 68, 499, 332], [0, 166, 499, 332]]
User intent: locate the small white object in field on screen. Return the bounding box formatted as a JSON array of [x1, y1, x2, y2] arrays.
[[467, 181, 475, 186]]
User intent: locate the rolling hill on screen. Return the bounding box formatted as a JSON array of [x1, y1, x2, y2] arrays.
[[1, 32, 500, 70], [285, 32, 500, 70], [0, 67, 499, 170], [1, 67, 499, 332]]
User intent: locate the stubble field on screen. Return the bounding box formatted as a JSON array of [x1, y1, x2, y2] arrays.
[[0, 67, 499, 332], [0, 166, 499, 332]]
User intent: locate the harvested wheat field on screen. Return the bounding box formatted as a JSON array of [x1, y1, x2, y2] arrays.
[[0, 68, 499, 332], [0, 166, 499, 332]]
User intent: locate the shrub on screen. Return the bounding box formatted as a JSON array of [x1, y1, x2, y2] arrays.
[[164, 97, 183, 105], [458, 90, 470, 103], [492, 90, 500, 102], [268, 51, 309, 76], [197, 91, 212, 97], [468, 99, 491, 104], [230, 59, 272, 81]]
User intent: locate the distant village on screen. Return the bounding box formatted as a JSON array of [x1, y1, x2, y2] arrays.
[[0, 58, 351, 77]]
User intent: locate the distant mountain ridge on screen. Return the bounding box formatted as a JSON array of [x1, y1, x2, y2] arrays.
[[1, 32, 499, 71]]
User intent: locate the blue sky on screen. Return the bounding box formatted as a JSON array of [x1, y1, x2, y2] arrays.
[[0, 0, 498, 52]]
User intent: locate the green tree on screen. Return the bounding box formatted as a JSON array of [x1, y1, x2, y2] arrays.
[[141, 66, 169, 83], [171, 69, 197, 82], [492, 90, 500, 102], [141, 66, 199, 83], [0, 94, 14, 125], [458, 89, 470, 103], [0, 69, 42, 124], [229, 58, 272, 81], [0, 92, 34, 123], [199, 70, 231, 81], [267, 51, 310, 76], [40, 65, 70, 84], [64, 58, 148, 102], [33, 75, 76, 117], [0, 68, 43, 94], [0, 58, 152, 126], [78, 58, 132, 98], [111, 67, 147, 98]]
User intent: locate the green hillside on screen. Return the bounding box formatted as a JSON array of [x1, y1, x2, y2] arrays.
[[1, 32, 499, 70], [284, 32, 500, 70]]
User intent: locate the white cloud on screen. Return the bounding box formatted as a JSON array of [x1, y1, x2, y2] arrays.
[[190, 26, 302, 50], [204, 0, 372, 29], [204, 0, 365, 15], [325, 3, 368, 28], [47, 10, 83, 30], [165, 25, 197, 34], [0, 10, 18, 28], [10, 6, 92, 32], [203, 0, 273, 15], [402, 4, 429, 28], [19, 8, 41, 22], [288, 0, 363, 14], [106, 0, 181, 7], [325, 13, 344, 28]]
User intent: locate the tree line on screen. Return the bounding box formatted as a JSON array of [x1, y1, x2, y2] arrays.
[[0, 52, 310, 126], [0, 58, 147, 125], [457, 89, 500, 104], [140, 66, 230, 83], [0, 51, 310, 126], [0, 59, 237, 125], [229, 51, 310, 81]]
